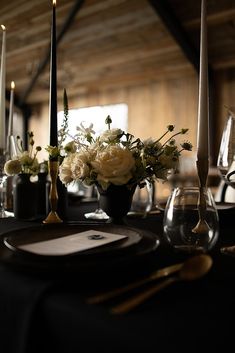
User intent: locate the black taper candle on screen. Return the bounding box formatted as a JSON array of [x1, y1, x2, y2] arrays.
[[49, 0, 58, 148]]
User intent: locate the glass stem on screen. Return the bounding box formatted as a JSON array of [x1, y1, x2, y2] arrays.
[[0, 176, 6, 217]]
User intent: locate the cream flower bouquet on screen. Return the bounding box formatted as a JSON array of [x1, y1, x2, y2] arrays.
[[59, 116, 192, 191], [4, 132, 42, 176]]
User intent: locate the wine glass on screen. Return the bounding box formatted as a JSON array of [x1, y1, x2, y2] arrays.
[[217, 112, 235, 188], [163, 186, 219, 253], [0, 150, 8, 217], [84, 185, 109, 220], [128, 180, 161, 217]]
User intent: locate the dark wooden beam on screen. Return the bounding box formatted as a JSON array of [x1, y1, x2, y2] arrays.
[[148, 0, 200, 73], [19, 0, 85, 106]]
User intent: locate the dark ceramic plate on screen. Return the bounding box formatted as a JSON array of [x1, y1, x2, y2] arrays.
[[0, 223, 160, 275]]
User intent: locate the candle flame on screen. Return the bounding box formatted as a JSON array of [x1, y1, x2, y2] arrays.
[[11, 81, 15, 90], [53, 0, 56, 5], [1, 25, 6, 31]]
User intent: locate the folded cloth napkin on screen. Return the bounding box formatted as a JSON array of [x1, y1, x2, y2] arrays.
[[0, 266, 53, 353]]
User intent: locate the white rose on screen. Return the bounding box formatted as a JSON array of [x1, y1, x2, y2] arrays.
[[91, 145, 135, 187], [71, 150, 91, 180], [99, 128, 123, 143], [59, 154, 74, 185]]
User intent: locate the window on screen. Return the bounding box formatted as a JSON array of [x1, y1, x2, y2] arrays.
[[58, 103, 128, 140]]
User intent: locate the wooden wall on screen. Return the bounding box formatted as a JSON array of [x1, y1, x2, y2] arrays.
[[29, 72, 198, 165]]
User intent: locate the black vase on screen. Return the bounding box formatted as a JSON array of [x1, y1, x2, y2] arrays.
[[97, 184, 136, 224], [5, 176, 14, 211], [13, 173, 38, 220]]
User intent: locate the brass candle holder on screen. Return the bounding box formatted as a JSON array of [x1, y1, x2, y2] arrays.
[[192, 158, 210, 234], [43, 159, 62, 224]]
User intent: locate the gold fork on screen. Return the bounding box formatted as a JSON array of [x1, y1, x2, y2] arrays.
[[87, 262, 183, 304]]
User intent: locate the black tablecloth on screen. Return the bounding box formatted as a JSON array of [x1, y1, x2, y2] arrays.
[[1, 202, 235, 353]]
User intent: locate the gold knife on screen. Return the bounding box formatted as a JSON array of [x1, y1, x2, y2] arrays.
[[86, 262, 183, 304]]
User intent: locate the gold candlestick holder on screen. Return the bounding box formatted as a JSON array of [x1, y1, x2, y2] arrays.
[[192, 158, 210, 234], [43, 159, 63, 224]]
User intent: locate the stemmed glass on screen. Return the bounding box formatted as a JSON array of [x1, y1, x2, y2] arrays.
[[217, 112, 235, 189], [147, 180, 164, 213], [84, 185, 109, 220], [0, 135, 17, 218], [128, 180, 161, 217], [217, 111, 235, 255], [0, 149, 8, 217], [163, 186, 219, 253]]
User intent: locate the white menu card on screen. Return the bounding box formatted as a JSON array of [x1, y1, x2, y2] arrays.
[[17, 230, 127, 256]]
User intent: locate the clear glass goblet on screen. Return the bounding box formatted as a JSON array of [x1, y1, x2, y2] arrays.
[[217, 112, 235, 188], [84, 186, 109, 220], [128, 179, 163, 218], [163, 186, 219, 253], [0, 151, 8, 218]]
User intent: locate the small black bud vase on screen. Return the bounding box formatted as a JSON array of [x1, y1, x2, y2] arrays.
[[5, 175, 14, 211], [97, 184, 136, 224], [13, 173, 38, 220]]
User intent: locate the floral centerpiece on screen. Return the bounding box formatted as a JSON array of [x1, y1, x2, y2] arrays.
[[59, 116, 192, 190], [58, 116, 192, 222], [4, 132, 42, 176], [3, 132, 43, 220]]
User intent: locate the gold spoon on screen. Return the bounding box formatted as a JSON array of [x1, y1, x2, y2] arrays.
[[111, 254, 213, 315]]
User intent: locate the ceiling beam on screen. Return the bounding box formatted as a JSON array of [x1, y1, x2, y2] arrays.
[[19, 0, 85, 106], [148, 0, 200, 73]]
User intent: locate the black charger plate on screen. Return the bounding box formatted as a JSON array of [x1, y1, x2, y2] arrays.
[[0, 223, 160, 275]]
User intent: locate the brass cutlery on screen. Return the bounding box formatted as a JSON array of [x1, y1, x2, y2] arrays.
[[110, 254, 213, 315], [87, 262, 184, 304]]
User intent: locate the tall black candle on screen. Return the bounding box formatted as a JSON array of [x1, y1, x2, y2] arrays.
[[49, 0, 58, 147]]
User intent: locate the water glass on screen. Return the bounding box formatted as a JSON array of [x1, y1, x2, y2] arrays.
[[163, 186, 219, 253], [129, 180, 153, 216]]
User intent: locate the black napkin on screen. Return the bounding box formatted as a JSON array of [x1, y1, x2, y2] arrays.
[[0, 266, 53, 353]]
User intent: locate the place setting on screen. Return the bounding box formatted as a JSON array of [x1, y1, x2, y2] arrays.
[[0, 221, 161, 275]]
